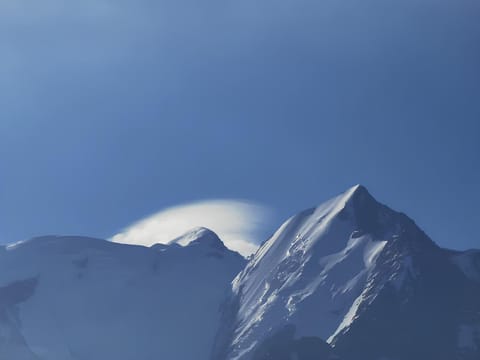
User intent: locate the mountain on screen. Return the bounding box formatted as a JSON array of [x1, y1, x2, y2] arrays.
[[1, 186, 479, 360], [0, 229, 245, 360], [213, 185, 480, 360]]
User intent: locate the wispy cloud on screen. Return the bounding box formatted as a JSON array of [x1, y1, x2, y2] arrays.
[[110, 199, 272, 256]]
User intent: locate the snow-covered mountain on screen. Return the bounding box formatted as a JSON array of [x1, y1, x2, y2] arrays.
[[1, 186, 479, 360], [213, 185, 480, 360], [0, 228, 245, 360]]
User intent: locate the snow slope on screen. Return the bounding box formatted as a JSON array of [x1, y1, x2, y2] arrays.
[[0, 229, 245, 360]]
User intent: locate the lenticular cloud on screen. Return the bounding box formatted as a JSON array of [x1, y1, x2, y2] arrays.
[[110, 199, 272, 256]]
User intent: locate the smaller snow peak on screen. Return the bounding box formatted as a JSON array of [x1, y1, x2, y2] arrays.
[[170, 227, 227, 250], [189, 227, 225, 248], [186, 226, 217, 238]]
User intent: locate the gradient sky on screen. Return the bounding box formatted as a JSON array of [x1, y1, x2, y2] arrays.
[[1, 0, 479, 251]]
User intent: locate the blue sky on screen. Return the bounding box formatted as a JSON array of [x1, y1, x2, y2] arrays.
[[1, 0, 479, 251]]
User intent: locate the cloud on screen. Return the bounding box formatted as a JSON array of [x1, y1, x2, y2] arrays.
[[110, 199, 272, 256]]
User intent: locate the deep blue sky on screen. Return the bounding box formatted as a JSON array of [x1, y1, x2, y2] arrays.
[[1, 0, 479, 250]]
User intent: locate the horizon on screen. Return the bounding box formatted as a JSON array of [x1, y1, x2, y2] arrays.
[[4, 183, 479, 255]]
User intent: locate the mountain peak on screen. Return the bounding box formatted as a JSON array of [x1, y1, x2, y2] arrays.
[[346, 183, 366, 194], [169, 227, 226, 250], [219, 184, 443, 360], [342, 183, 373, 205], [337, 184, 397, 236]]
